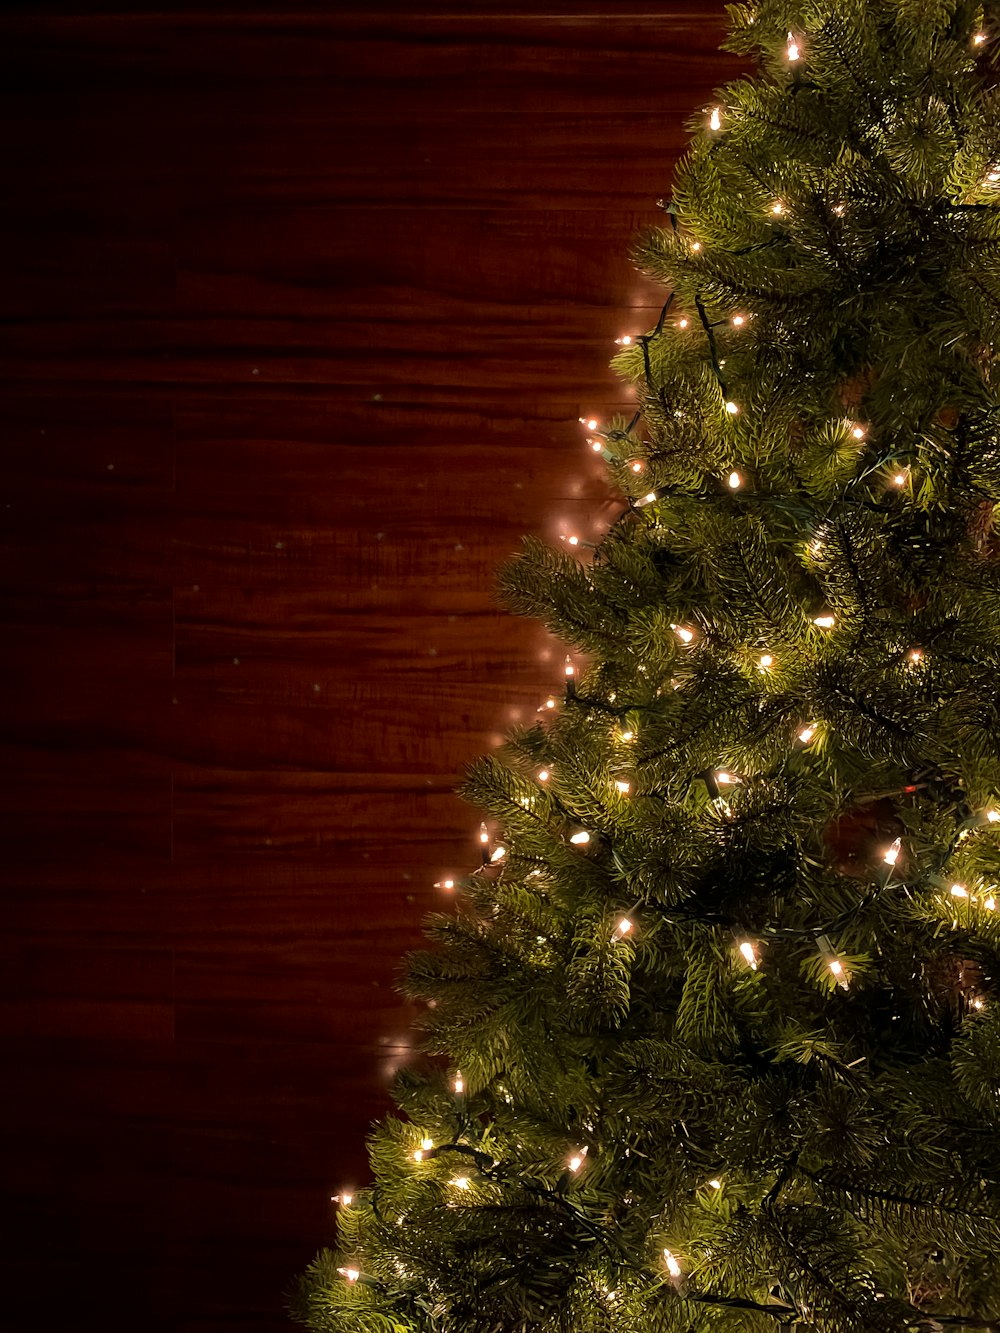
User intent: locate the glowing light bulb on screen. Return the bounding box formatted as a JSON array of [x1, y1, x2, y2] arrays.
[[892, 472, 907, 486], [570, 830, 591, 845], [716, 770, 740, 785], [828, 959, 844, 978], [579, 417, 599, 431], [771, 201, 784, 216], [731, 314, 745, 327], [332, 1191, 354, 1206], [728, 470, 741, 488], [590, 438, 603, 452], [813, 614, 835, 628], [709, 106, 722, 131], [986, 896, 996, 911], [833, 202, 845, 216], [663, 1249, 682, 1278], [973, 997, 985, 1009], [850, 424, 866, 440], [641, 491, 657, 506], [338, 1267, 360, 1283], [413, 1149, 424, 1161], [452, 1177, 470, 1190], [787, 31, 800, 60], [690, 241, 702, 253], [974, 31, 987, 45], [908, 648, 922, 664], [759, 653, 773, 669], [490, 844, 507, 863], [616, 917, 633, 935], [988, 811, 1000, 824], [620, 729, 635, 741], [673, 625, 695, 644], [989, 170, 1000, 183], [568, 1148, 587, 1171], [453, 1072, 464, 1094], [798, 724, 816, 743], [739, 941, 758, 969], [537, 769, 550, 782], [951, 884, 969, 898], [615, 779, 631, 794], [565, 656, 575, 677], [422, 1138, 433, 1150], [678, 318, 689, 329], [479, 823, 489, 845], [615, 334, 633, 346], [725, 400, 739, 415], [709, 1179, 722, 1190], [630, 460, 643, 472], [544, 697, 556, 710], [561, 534, 579, 546], [434, 878, 456, 890], [883, 838, 902, 867]]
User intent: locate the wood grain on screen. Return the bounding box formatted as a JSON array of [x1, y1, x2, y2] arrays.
[[0, 6, 741, 1330]]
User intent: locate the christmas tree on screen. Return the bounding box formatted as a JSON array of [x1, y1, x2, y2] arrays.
[[294, 3, 1000, 1329]]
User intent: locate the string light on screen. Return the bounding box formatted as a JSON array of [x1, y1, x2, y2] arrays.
[[883, 838, 902, 867], [728, 470, 742, 488], [833, 202, 846, 216], [561, 534, 580, 546], [725, 400, 739, 415], [678, 317, 689, 329], [579, 417, 598, 431], [452, 1177, 470, 1190], [709, 106, 722, 131], [690, 241, 702, 253], [716, 770, 739, 785], [985, 895, 996, 911], [564, 656, 575, 678], [988, 810, 1000, 824], [639, 491, 657, 506], [543, 697, 556, 710], [672, 624, 695, 643], [453, 1072, 464, 1095], [620, 728, 635, 741], [759, 652, 773, 669], [616, 917, 633, 936], [434, 877, 456, 890], [570, 830, 591, 845], [972, 997, 985, 1010], [490, 844, 507, 863], [974, 31, 987, 45], [537, 768, 550, 782], [615, 334, 633, 346], [951, 884, 969, 898], [907, 648, 922, 664], [332, 1191, 354, 1206], [891, 471, 907, 486], [798, 724, 816, 743], [338, 1267, 360, 1283], [731, 314, 746, 327], [813, 613, 835, 628], [630, 460, 643, 472], [708, 1178, 722, 1190], [568, 1148, 588, 1171], [590, 438, 603, 452], [770, 201, 784, 216], [786, 31, 800, 60], [663, 1249, 682, 1278], [739, 940, 758, 969]]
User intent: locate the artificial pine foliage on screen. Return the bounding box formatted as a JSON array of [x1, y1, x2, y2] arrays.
[[295, 3, 1000, 1329]]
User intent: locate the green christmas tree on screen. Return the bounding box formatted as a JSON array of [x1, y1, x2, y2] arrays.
[[294, 3, 1000, 1329]]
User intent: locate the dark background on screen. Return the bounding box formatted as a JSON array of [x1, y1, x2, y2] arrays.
[[0, 5, 738, 1330]]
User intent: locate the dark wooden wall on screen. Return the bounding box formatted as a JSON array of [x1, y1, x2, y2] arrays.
[[0, 5, 739, 1330]]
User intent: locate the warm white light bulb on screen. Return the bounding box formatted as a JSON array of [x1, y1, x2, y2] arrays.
[[851, 424, 866, 440], [833, 202, 846, 216], [490, 844, 507, 862], [620, 729, 635, 741], [974, 31, 987, 45], [434, 878, 456, 890], [892, 472, 906, 486], [332, 1191, 354, 1206], [544, 698, 556, 710], [716, 770, 738, 785], [759, 653, 773, 669], [663, 1249, 682, 1277], [973, 997, 985, 1010], [709, 1178, 722, 1190], [615, 334, 633, 346], [739, 941, 758, 969], [641, 491, 657, 505], [616, 917, 633, 935], [678, 317, 689, 329], [725, 400, 739, 415], [537, 769, 550, 782], [988, 810, 1000, 824], [452, 1177, 470, 1190], [787, 32, 800, 60], [630, 460, 643, 472], [615, 779, 631, 794], [728, 470, 741, 488], [570, 830, 591, 845], [883, 838, 902, 867], [453, 1072, 464, 1094], [579, 417, 598, 431], [413, 1149, 424, 1161], [986, 896, 997, 911], [798, 724, 816, 743], [422, 1137, 433, 1150], [709, 106, 722, 131], [690, 242, 702, 253], [908, 648, 922, 664], [338, 1267, 360, 1283], [771, 201, 784, 216], [674, 625, 695, 644], [951, 884, 969, 898], [813, 614, 835, 628], [731, 314, 745, 327], [565, 656, 575, 677], [479, 823, 489, 845], [591, 439, 603, 452], [829, 959, 844, 977]]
